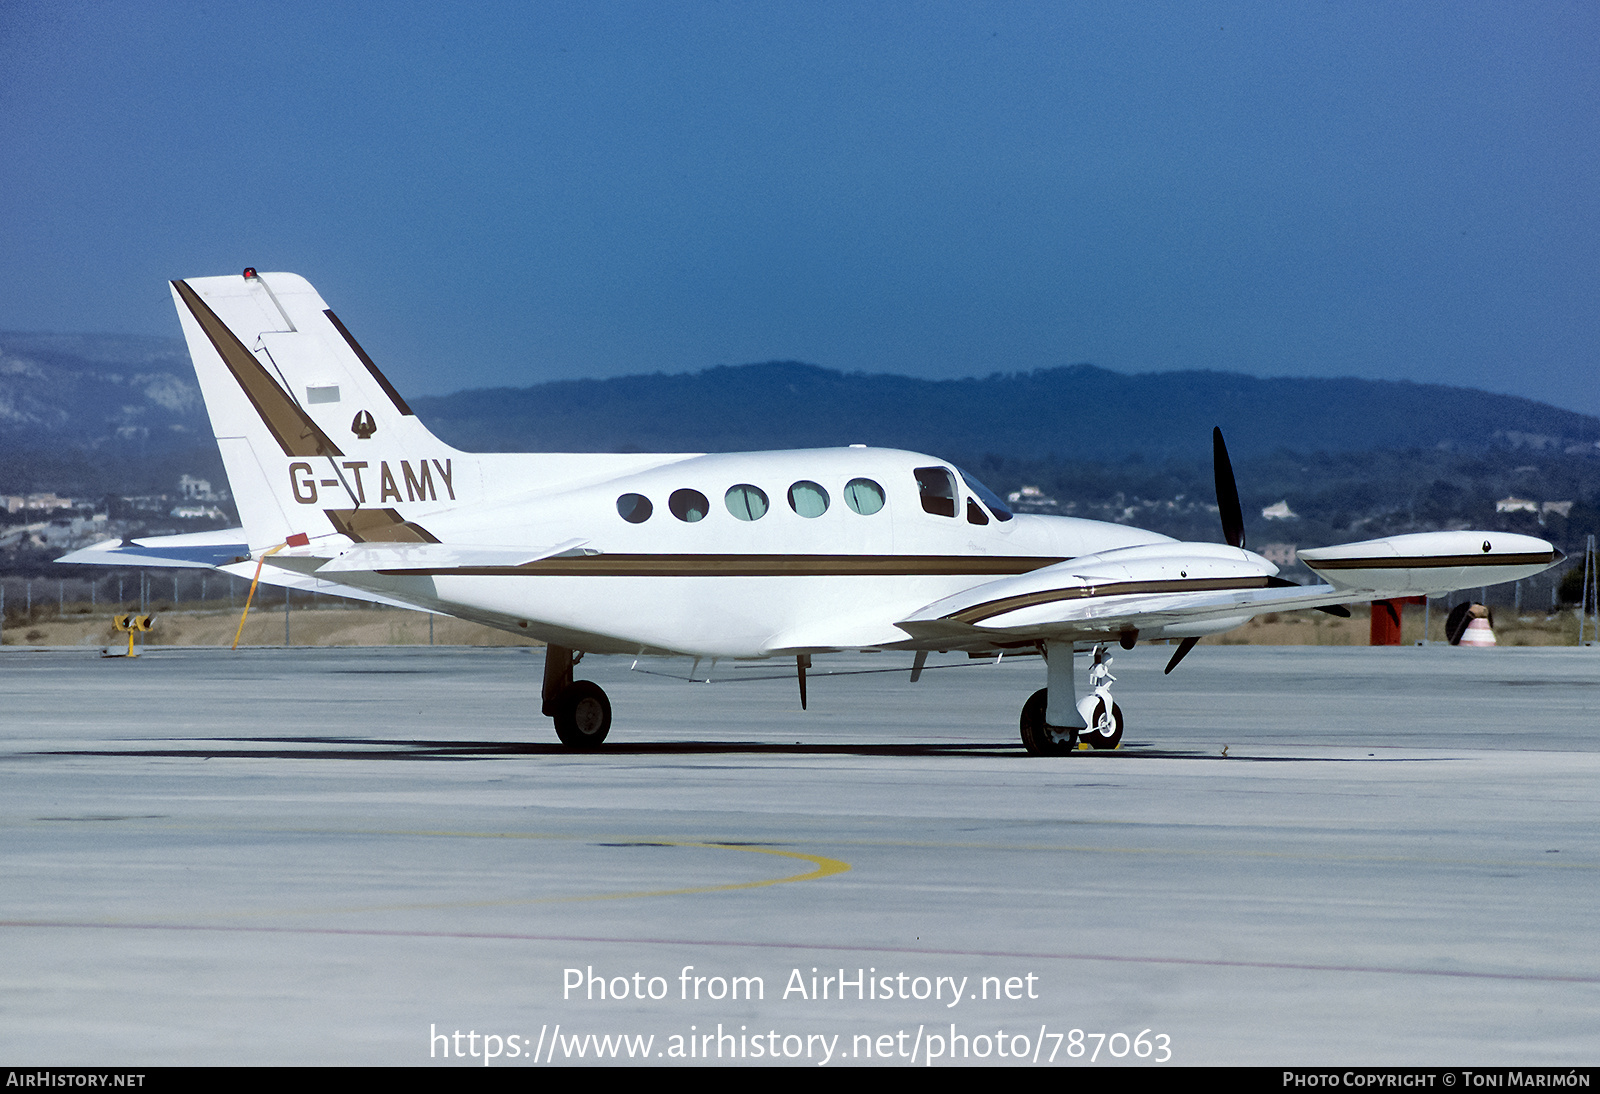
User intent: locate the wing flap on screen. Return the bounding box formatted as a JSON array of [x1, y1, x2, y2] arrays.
[[215, 560, 439, 612], [313, 538, 591, 574]]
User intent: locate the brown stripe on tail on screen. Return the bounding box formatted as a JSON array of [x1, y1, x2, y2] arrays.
[[324, 508, 439, 543], [171, 279, 344, 459]]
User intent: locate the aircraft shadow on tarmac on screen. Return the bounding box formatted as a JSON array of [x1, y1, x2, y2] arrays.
[[33, 737, 1447, 762]]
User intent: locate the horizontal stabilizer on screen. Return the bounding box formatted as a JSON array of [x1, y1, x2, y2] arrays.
[[54, 528, 436, 611], [57, 529, 251, 570]]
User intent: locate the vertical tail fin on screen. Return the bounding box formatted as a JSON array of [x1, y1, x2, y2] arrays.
[[171, 271, 473, 552]]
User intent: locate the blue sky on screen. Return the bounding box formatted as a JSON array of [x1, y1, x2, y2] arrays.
[[2, 1, 1597, 414]]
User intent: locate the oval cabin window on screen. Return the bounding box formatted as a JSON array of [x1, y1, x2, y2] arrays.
[[844, 478, 885, 515], [669, 488, 710, 522], [617, 493, 652, 523], [787, 481, 830, 518], [725, 484, 769, 521]]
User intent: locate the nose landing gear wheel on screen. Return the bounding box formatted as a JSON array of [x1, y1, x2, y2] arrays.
[[1078, 696, 1124, 750], [1020, 688, 1078, 755], [552, 680, 612, 748]]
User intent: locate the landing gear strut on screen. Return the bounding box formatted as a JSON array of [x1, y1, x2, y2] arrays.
[[1018, 642, 1124, 754], [543, 644, 612, 748], [1078, 646, 1124, 750]]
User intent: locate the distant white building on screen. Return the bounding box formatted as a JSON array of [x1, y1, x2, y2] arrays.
[[170, 504, 228, 520], [1261, 500, 1297, 520], [1496, 496, 1538, 514], [1006, 485, 1059, 510], [3, 493, 75, 513], [179, 475, 216, 501]]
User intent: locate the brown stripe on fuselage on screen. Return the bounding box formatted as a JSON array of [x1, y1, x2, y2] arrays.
[[1304, 552, 1557, 570], [172, 279, 344, 459], [371, 554, 1070, 578], [946, 575, 1277, 626]]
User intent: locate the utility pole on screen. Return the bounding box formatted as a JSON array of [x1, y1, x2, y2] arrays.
[[1581, 534, 1597, 647]]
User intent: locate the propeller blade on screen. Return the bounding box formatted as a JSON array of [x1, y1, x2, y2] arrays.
[[1213, 427, 1245, 549], [1164, 636, 1200, 675]]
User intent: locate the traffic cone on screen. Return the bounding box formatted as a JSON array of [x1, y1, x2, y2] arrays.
[[1459, 605, 1496, 647]]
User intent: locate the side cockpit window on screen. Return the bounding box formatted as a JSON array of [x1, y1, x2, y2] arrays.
[[915, 467, 957, 518], [956, 467, 1014, 522]]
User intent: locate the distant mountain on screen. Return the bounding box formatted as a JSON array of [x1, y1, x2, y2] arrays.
[[3, 334, 1598, 492], [0, 332, 223, 494], [410, 361, 1600, 462], [0, 332, 203, 455]]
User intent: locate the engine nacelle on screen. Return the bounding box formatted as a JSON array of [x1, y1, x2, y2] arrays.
[[1298, 531, 1560, 597], [905, 542, 1279, 632]]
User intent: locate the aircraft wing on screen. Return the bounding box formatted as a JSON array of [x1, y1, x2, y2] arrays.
[[898, 531, 1561, 647]]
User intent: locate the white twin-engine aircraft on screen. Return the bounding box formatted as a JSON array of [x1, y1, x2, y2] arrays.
[[143, 271, 1562, 752]]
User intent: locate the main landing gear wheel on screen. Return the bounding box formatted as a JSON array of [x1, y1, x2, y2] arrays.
[[1078, 696, 1124, 750], [1020, 688, 1078, 755], [551, 680, 612, 749]]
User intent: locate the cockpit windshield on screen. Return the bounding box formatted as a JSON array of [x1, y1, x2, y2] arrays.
[[956, 468, 1014, 521]]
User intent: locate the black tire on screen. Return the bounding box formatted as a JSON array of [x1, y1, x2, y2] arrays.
[[1019, 688, 1077, 755], [1080, 697, 1124, 750], [552, 680, 612, 748]]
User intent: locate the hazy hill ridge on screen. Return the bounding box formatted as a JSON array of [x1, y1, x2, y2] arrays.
[[0, 332, 202, 454], [410, 361, 1600, 461], [3, 333, 1597, 466]]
